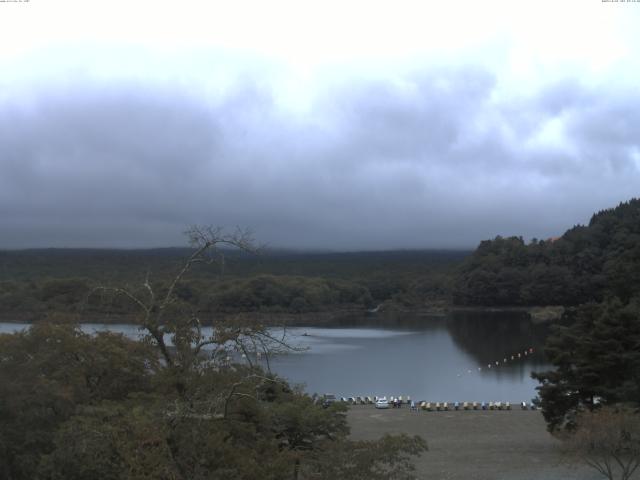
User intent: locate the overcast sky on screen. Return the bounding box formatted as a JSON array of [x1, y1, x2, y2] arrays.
[[1, 0, 639, 250]]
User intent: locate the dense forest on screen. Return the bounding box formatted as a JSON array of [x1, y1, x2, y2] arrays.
[[5, 199, 640, 322], [0, 249, 466, 320], [453, 199, 640, 307]]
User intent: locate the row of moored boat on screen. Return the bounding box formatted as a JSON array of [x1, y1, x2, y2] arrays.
[[337, 396, 537, 410]]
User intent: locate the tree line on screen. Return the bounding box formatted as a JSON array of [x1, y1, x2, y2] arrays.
[[0, 249, 465, 320], [453, 199, 640, 307], [0, 275, 374, 319]]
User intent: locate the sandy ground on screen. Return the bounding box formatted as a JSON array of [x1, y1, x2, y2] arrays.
[[347, 405, 609, 480]]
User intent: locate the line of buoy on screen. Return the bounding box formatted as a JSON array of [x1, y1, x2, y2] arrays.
[[456, 347, 536, 378]]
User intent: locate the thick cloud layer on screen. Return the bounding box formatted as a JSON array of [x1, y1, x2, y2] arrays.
[[1, 66, 639, 249]]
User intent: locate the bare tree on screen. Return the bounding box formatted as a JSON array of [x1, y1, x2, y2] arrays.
[[93, 226, 296, 390], [562, 406, 640, 480]]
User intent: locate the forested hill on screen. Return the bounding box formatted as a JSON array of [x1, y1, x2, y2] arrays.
[[453, 198, 640, 307]]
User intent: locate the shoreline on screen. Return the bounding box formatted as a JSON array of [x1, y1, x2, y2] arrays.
[[0, 304, 564, 325]]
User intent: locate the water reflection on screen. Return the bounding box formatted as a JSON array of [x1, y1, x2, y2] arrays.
[[446, 310, 549, 372], [265, 311, 551, 402]]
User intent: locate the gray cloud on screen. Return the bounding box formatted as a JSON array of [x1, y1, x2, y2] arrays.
[[1, 68, 639, 250]]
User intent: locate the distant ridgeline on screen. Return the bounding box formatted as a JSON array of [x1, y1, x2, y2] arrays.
[[453, 198, 640, 307]]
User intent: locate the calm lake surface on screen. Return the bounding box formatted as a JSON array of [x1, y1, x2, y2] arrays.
[[0, 311, 550, 403]]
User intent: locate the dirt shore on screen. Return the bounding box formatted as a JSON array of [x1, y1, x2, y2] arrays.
[[347, 405, 605, 480]]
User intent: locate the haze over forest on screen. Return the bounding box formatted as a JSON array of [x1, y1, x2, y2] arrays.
[[1, 1, 639, 250]]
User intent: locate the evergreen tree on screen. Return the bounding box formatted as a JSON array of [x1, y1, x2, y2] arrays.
[[532, 298, 640, 432]]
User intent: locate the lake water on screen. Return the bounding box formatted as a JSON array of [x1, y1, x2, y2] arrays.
[[0, 311, 550, 403]]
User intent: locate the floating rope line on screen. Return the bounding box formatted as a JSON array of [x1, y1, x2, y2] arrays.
[[456, 347, 535, 377]]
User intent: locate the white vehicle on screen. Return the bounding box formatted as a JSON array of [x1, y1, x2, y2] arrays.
[[375, 397, 390, 409]]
